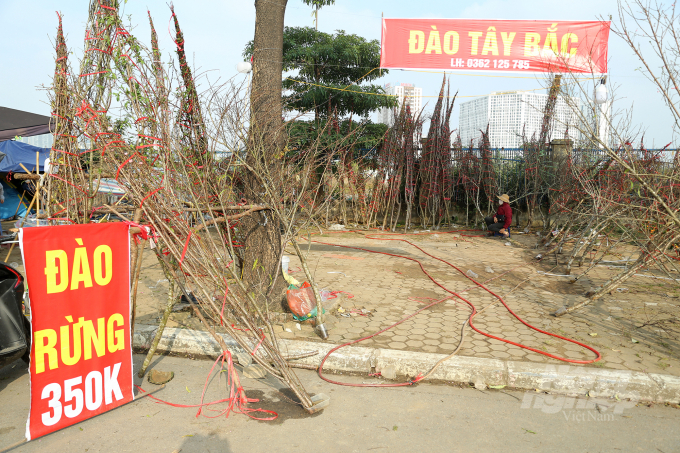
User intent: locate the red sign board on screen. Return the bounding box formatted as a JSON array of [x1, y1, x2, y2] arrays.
[[381, 19, 610, 73], [20, 223, 133, 440]]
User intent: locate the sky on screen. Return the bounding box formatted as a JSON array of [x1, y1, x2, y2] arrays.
[[0, 0, 674, 146]]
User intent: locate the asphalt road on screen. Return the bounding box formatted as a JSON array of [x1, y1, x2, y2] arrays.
[[1, 354, 679, 453]]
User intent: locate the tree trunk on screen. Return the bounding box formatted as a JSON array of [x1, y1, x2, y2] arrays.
[[250, 0, 287, 149], [241, 0, 288, 301], [238, 211, 284, 305]]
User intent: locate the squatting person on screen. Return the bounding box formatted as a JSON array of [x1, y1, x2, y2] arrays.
[[485, 194, 512, 238]]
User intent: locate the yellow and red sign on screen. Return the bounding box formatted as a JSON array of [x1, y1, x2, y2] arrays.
[[20, 223, 133, 440], [380, 19, 610, 73]]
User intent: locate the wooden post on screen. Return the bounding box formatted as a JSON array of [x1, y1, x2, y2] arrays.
[[12, 191, 26, 218], [35, 152, 41, 216]]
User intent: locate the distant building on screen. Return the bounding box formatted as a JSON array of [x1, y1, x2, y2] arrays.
[[458, 91, 580, 148], [379, 83, 423, 126], [17, 133, 53, 148]]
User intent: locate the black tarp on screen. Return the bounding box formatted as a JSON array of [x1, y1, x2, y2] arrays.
[[0, 107, 52, 142]]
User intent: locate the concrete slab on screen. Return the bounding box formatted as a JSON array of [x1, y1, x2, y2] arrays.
[[134, 324, 680, 404]]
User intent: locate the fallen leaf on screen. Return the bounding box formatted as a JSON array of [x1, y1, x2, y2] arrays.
[[182, 434, 194, 438], [589, 333, 598, 337], [488, 385, 506, 389], [612, 349, 621, 352], [393, 426, 398, 431], [186, 386, 191, 393], [522, 428, 536, 434], [631, 338, 639, 343], [79, 427, 83, 431]]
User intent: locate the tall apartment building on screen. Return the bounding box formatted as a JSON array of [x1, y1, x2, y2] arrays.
[[458, 91, 580, 148], [379, 83, 423, 126], [17, 133, 53, 148]]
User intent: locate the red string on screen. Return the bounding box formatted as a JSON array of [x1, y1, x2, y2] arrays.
[[123, 221, 157, 245], [180, 231, 192, 265], [326, 290, 354, 300], [140, 187, 163, 206], [135, 351, 277, 421], [80, 70, 109, 77], [312, 229, 602, 388], [115, 153, 140, 180]]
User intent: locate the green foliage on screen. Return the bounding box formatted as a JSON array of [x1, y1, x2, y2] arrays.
[[286, 119, 388, 154], [244, 26, 396, 119], [300, 0, 336, 7]]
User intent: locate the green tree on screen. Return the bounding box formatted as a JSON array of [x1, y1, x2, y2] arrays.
[[248, 2, 334, 148], [286, 119, 388, 154], [245, 26, 396, 124]]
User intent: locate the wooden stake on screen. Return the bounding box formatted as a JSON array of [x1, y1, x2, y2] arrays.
[[36, 152, 40, 216]]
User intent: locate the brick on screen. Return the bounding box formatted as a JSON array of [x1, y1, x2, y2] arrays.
[[388, 341, 407, 349]]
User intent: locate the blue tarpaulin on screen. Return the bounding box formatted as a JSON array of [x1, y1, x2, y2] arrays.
[[0, 140, 49, 173], [0, 180, 28, 220]]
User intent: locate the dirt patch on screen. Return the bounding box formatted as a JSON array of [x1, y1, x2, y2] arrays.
[[392, 263, 430, 280], [244, 389, 324, 424], [322, 254, 365, 260]]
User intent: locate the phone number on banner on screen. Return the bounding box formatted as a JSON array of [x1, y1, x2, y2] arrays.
[[450, 58, 531, 70]]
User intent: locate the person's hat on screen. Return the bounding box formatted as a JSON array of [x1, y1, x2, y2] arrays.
[[498, 194, 510, 204]]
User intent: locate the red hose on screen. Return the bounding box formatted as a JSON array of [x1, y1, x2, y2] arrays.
[[313, 229, 601, 387]]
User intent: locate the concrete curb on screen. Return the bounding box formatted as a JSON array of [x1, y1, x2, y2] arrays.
[[133, 324, 680, 404]]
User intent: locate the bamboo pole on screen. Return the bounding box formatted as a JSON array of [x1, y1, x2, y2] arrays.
[[12, 191, 26, 218], [36, 152, 40, 216]]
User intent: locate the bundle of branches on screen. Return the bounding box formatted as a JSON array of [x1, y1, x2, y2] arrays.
[[372, 103, 422, 231], [453, 135, 484, 225], [418, 77, 456, 229], [537, 1, 680, 317], [478, 125, 498, 216], [44, 1, 335, 414], [549, 142, 680, 315], [45, 3, 119, 223]]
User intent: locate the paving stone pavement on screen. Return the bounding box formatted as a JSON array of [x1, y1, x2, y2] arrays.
[[133, 230, 680, 377], [275, 231, 680, 376]]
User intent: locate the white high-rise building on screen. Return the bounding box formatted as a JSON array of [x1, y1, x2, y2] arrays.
[[458, 91, 580, 148], [379, 83, 423, 126], [17, 133, 54, 148]]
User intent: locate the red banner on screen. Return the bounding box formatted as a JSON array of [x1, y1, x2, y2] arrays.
[[381, 19, 610, 73], [20, 223, 133, 440]]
